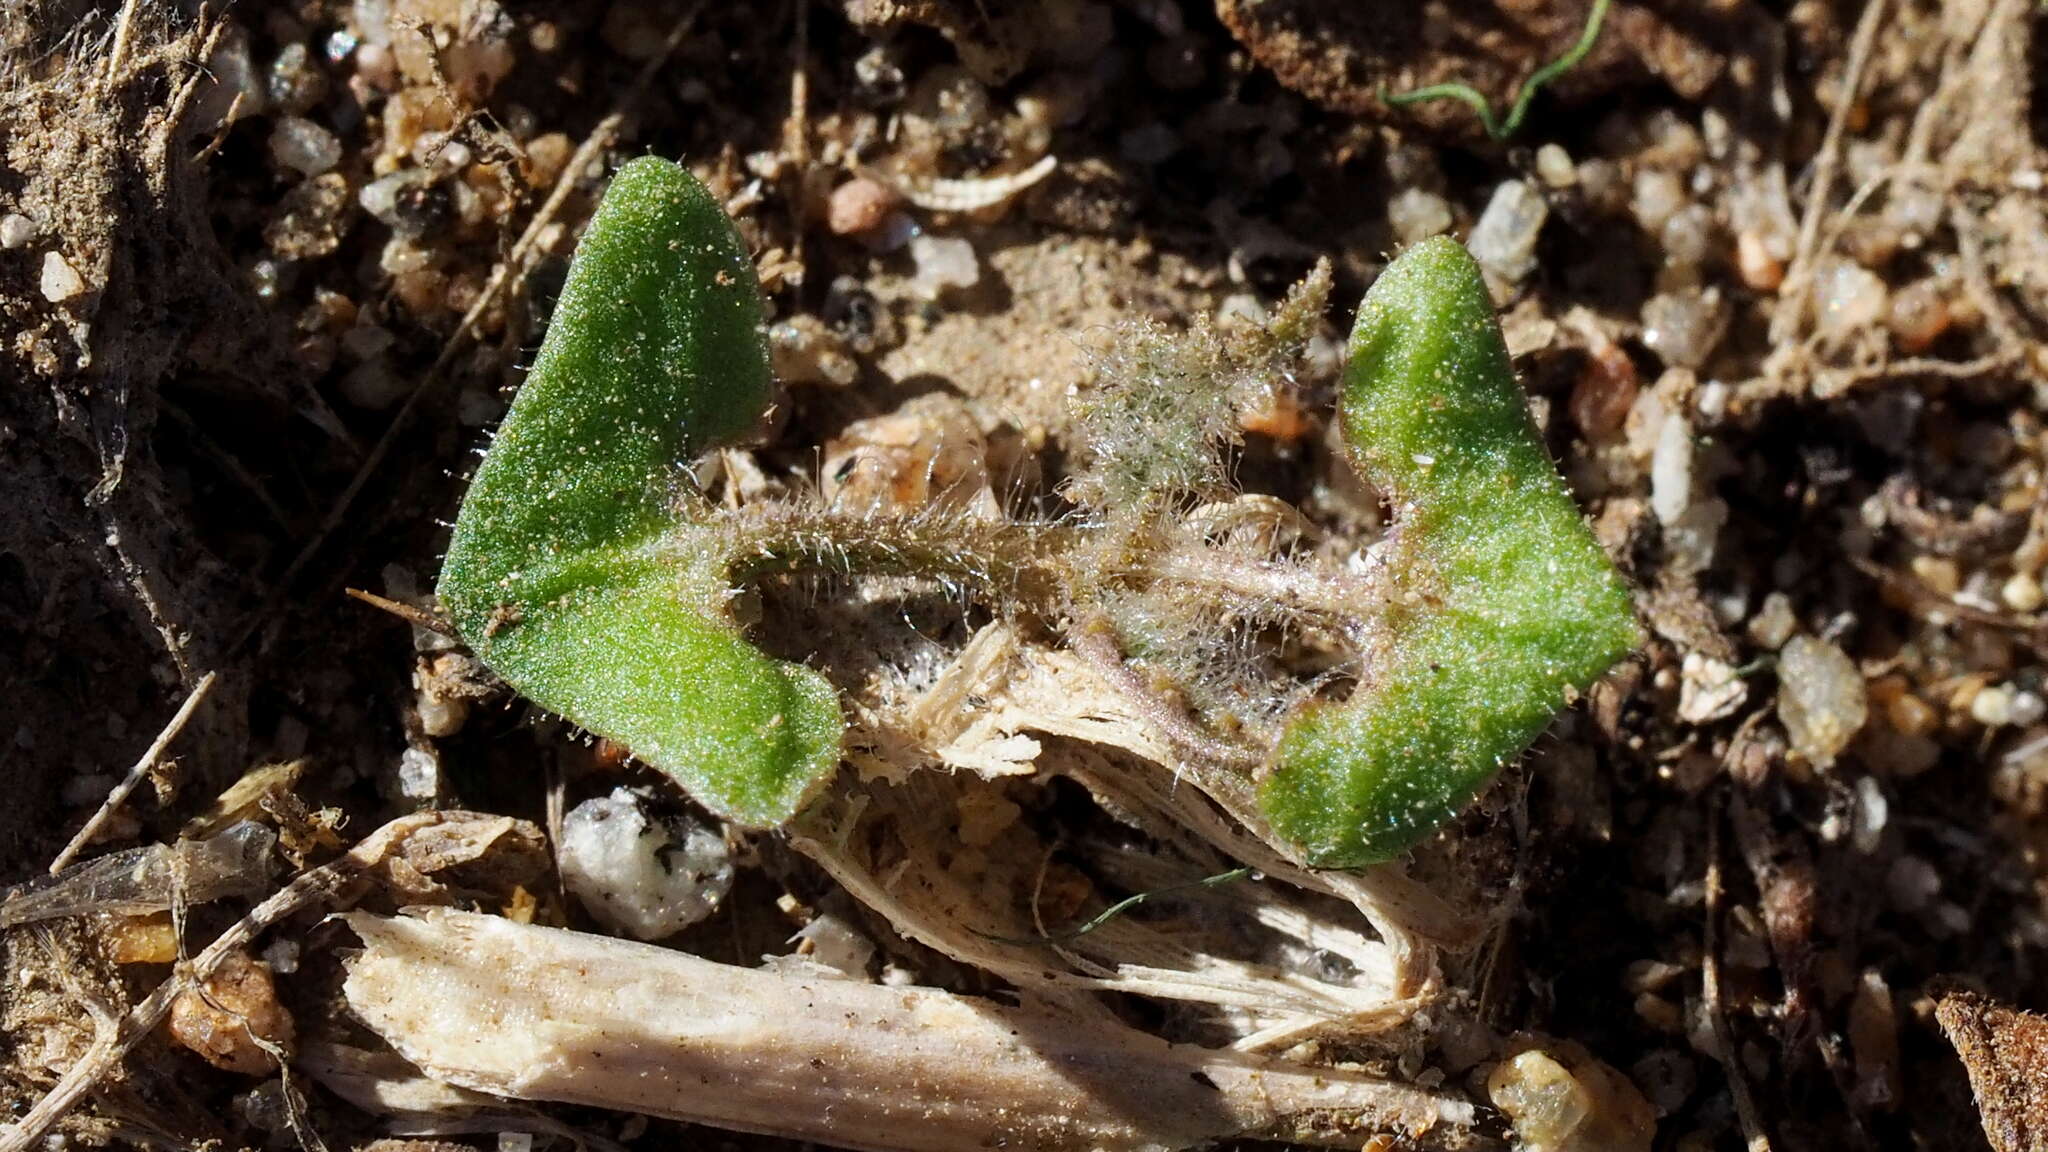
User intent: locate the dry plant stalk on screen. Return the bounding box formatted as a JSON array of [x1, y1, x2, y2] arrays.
[[341, 908, 1492, 1152]]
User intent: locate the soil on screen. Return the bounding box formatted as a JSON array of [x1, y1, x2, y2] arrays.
[[3, 1, 2047, 1150]]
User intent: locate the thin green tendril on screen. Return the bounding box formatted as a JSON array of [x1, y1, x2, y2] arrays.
[[983, 867, 1258, 947], [1381, 0, 1610, 141]]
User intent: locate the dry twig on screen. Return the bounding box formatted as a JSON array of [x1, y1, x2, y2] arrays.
[[49, 671, 218, 874], [1703, 799, 1774, 1152]]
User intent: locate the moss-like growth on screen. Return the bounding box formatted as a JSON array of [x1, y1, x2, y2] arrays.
[[1257, 237, 1639, 867]]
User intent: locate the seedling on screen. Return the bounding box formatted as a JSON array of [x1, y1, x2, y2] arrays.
[[1260, 237, 1638, 864], [1381, 0, 1611, 141], [437, 156, 1636, 869], [438, 158, 840, 827]]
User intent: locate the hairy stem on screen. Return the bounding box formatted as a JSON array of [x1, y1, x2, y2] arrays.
[[706, 505, 1077, 611], [706, 503, 1390, 643]]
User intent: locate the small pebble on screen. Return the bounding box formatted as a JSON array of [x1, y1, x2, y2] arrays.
[[1970, 683, 2015, 727], [1887, 184, 1942, 243], [770, 315, 858, 387], [1735, 230, 1784, 292], [267, 43, 328, 114], [1631, 169, 1685, 235], [1852, 774, 1888, 854], [1641, 289, 1723, 369], [1468, 179, 1548, 284], [1576, 159, 1627, 216], [395, 745, 439, 800], [393, 267, 449, 316], [443, 33, 516, 102], [1489, 1047, 1656, 1152], [2003, 571, 2044, 613], [1747, 591, 1798, 649], [1624, 960, 1686, 995], [1569, 337, 1638, 441], [1884, 689, 1938, 738], [1777, 635, 1868, 767], [1816, 259, 1887, 337], [445, 271, 486, 319], [908, 232, 979, 297], [0, 213, 36, 249], [358, 169, 433, 227], [263, 172, 353, 261], [1665, 498, 1727, 574], [1910, 554, 1960, 597], [106, 914, 179, 964], [39, 251, 84, 302], [1535, 143, 1577, 188], [826, 177, 903, 239], [1649, 412, 1693, 525], [1640, 109, 1704, 168], [523, 133, 574, 187], [1387, 187, 1453, 246], [2011, 692, 2046, 728], [1634, 993, 1685, 1032], [1678, 652, 1746, 724], [785, 914, 878, 977], [247, 257, 287, 300], [1693, 379, 1730, 422], [379, 238, 431, 276], [191, 25, 266, 133], [1885, 279, 1950, 354], [1660, 204, 1716, 270], [419, 135, 473, 175], [380, 87, 455, 165], [169, 950, 295, 1074], [559, 788, 734, 940], [1841, 218, 1901, 269], [853, 43, 908, 104]]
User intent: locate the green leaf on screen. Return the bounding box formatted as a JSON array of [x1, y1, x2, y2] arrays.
[[1258, 236, 1638, 867], [438, 156, 842, 828]]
